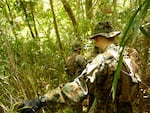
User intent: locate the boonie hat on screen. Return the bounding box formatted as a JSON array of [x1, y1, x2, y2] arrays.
[[90, 22, 121, 39]]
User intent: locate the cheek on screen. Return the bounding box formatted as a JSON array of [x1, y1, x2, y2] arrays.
[[94, 40, 101, 49], [95, 39, 100, 45], [95, 41, 98, 46]]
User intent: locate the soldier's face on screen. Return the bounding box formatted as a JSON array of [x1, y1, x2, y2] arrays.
[[94, 36, 101, 49], [94, 36, 110, 51]]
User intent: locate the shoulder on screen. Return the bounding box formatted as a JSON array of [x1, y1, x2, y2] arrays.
[[65, 54, 76, 64], [75, 54, 85, 61], [66, 56, 72, 62]]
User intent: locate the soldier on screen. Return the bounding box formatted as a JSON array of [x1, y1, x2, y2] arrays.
[[65, 42, 87, 113], [65, 42, 86, 113], [17, 22, 140, 113], [65, 42, 87, 81]]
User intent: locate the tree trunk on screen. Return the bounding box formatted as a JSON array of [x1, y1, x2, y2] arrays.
[[20, 0, 35, 39], [5, 0, 18, 39], [112, 0, 117, 25], [29, 1, 39, 38], [61, 0, 80, 40], [49, 0, 65, 61], [86, 0, 93, 20]]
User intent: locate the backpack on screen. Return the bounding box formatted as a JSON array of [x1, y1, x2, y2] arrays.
[[118, 48, 141, 103]]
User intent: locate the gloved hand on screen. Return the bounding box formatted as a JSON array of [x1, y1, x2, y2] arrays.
[[17, 97, 43, 113]]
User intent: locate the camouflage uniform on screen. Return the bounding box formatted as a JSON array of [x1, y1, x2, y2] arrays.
[[17, 22, 141, 113], [65, 42, 87, 81], [65, 42, 87, 113]]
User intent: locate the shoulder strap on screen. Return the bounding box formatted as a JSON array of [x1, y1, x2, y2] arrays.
[[122, 49, 141, 83]]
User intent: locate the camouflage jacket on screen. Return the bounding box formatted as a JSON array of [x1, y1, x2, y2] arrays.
[[40, 44, 141, 110], [65, 52, 87, 80]]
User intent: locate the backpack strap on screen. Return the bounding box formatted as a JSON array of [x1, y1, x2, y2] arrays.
[[118, 55, 140, 103]]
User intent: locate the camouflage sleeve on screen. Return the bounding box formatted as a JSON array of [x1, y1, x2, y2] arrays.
[[41, 48, 118, 107], [40, 79, 87, 107], [85, 52, 118, 80]]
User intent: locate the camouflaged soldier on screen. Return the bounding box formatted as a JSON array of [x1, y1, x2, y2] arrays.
[[65, 42, 87, 81], [65, 43, 86, 113], [17, 22, 141, 113]]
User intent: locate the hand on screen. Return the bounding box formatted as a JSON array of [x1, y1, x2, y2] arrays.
[[17, 97, 42, 113]]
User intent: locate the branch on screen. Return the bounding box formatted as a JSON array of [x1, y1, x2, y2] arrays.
[[61, 0, 80, 39], [49, 0, 66, 64], [20, 0, 35, 39]]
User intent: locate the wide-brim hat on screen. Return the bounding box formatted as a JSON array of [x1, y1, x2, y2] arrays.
[[90, 22, 121, 39]]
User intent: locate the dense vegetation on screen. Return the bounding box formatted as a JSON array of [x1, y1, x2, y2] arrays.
[[0, 0, 149, 113]]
